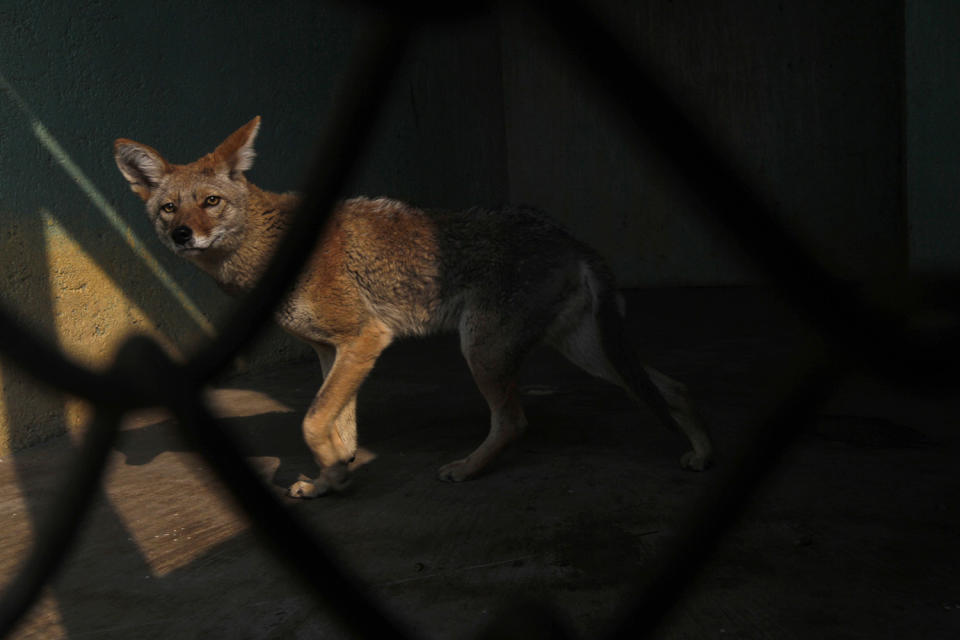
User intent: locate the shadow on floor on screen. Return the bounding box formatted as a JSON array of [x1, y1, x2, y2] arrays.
[[2, 287, 959, 639]]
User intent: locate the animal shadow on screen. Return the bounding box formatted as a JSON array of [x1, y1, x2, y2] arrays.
[[113, 386, 322, 493]]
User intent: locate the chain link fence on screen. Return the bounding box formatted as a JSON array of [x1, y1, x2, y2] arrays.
[[1, 2, 954, 638]]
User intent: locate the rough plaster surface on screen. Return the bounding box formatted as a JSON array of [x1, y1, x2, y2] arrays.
[[0, 1, 942, 451], [0, 3, 506, 451]]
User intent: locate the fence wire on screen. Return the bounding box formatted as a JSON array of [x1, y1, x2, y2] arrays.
[[0, 1, 952, 638]]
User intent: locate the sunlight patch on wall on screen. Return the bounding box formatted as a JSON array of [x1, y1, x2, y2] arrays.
[[0, 367, 8, 454], [42, 209, 182, 368], [0, 70, 215, 338], [42, 208, 184, 437]]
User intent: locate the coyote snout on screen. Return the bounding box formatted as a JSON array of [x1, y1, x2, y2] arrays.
[[170, 225, 193, 246], [114, 116, 713, 498]]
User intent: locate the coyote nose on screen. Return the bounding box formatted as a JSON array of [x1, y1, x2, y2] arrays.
[[171, 226, 192, 246]]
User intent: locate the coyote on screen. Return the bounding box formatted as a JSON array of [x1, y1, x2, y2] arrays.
[[114, 116, 713, 497]]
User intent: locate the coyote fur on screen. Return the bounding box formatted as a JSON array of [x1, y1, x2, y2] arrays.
[[114, 116, 713, 498]]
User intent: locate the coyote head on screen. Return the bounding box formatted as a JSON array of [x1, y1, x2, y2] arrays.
[[114, 117, 261, 260]]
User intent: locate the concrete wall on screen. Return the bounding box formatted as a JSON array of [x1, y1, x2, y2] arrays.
[[0, 3, 507, 452], [501, 1, 906, 285], [1, 2, 950, 452], [906, 0, 960, 274]]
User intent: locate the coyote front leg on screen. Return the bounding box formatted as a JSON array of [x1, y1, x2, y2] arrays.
[[288, 322, 392, 498]]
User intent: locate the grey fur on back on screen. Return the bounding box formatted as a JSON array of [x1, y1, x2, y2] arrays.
[[424, 204, 617, 337]]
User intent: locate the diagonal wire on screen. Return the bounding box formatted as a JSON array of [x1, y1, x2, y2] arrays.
[[0, 13, 417, 639], [606, 351, 836, 638], [112, 335, 414, 640], [522, 0, 960, 385], [171, 372, 415, 639], [147, 12, 418, 640], [0, 407, 123, 638], [185, 15, 414, 385], [514, 1, 889, 635], [0, 307, 141, 408], [0, 15, 412, 409], [1, 3, 952, 640], [0, 71, 216, 338]]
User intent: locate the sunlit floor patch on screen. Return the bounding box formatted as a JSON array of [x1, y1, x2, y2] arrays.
[[100, 386, 296, 577]]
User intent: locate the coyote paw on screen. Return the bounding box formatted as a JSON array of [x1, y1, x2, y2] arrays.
[[287, 475, 331, 499], [322, 462, 352, 492], [437, 458, 474, 483], [680, 450, 712, 472]]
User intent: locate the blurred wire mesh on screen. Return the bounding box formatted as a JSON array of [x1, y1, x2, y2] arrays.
[[0, 2, 953, 638]]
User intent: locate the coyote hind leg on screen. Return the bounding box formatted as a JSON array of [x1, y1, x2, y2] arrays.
[[438, 317, 530, 482], [639, 365, 713, 470], [551, 295, 713, 470]]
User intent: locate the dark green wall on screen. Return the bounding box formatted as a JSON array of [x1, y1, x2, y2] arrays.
[[501, 1, 906, 285], [0, 2, 508, 448], [907, 0, 960, 274], [0, 2, 508, 366], [0, 1, 919, 301], [2, 0, 957, 450]]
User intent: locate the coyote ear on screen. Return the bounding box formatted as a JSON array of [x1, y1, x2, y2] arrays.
[[114, 139, 171, 201], [214, 116, 261, 178]]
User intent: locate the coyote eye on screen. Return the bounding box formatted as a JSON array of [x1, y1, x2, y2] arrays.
[[160, 202, 176, 214], [204, 195, 221, 206]]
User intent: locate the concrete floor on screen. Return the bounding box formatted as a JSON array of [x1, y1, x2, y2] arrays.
[[1, 287, 958, 639]]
